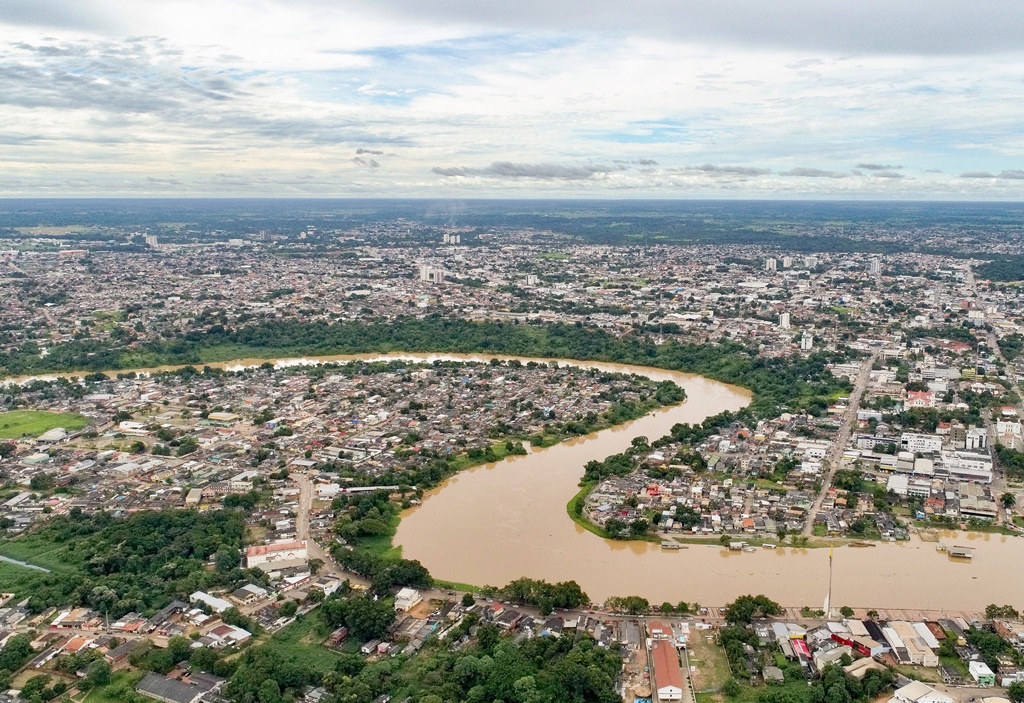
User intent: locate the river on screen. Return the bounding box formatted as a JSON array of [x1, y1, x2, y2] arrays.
[[8, 353, 1021, 610]]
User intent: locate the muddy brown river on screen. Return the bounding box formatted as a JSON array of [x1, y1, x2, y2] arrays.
[[9, 353, 1021, 610]]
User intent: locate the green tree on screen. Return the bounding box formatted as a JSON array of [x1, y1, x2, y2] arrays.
[[723, 678, 742, 698]]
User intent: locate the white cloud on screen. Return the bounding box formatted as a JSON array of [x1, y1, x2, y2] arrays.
[[0, 2, 1023, 197]]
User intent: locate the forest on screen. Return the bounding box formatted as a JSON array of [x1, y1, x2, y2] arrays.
[[977, 255, 1024, 282], [0, 508, 262, 616]]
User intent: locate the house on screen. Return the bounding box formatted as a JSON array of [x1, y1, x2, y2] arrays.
[[893, 681, 954, 703], [969, 661, 996, 686], [135, 672, 219, 703], [651, 640, 684, 701], [230, 584, 268, 605], [189, 591, 232, 614], [394, 588, 422, 612]]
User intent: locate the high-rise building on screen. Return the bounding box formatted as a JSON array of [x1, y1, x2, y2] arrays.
[[779, 312, 791, 329], [804, 255, 818, 268], [869, 259, 881, 275], [782, 256, 794, 268], [143, 235, 158, 247], [800, 330, 814, 351], [765, 258, 777, 271], [418, 264, 444, 284]]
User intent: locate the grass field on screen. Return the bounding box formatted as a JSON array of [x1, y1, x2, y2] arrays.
[[81, 669, 145, 703], [261, 614, 347, 674], [687, 631, 732, 694], [0, 410, 87, 439]]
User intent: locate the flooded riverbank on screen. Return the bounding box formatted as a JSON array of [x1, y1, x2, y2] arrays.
[[8, 352, 1020, 610]]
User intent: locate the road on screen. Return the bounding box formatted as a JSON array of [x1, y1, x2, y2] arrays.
[[288, 471, 336, 571], [802, 350, 881, 537]]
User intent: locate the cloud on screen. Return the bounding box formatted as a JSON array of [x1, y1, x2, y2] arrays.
[[780, 167, 848, 178], [356, 148, 384, 155], [431, 161, 622, 180], [960, 170, 1024, 179], [873, 171, 904, 179], [351, 156, 380, 168], [857, 163, 902, 170], [680, 163, 772, 176], [349, 0, 1024, 55]]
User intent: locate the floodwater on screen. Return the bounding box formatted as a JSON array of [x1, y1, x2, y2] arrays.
[[390, 359, 1024, 611], [8, 352, 1023, 610]]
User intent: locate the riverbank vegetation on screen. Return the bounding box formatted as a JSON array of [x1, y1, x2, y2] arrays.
[[0, 318, 850, 424]]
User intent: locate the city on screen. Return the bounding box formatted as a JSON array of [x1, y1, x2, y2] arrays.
[[0, 202, 1022, 703]]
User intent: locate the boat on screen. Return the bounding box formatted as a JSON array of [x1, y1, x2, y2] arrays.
[[661, 541, 681, 550], [762, 543, 777, 549], [743, 546, 757, 552], [850, 541, 876, 548]]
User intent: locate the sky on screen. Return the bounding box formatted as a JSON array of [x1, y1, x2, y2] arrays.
[[2, 1, 1024, 199]]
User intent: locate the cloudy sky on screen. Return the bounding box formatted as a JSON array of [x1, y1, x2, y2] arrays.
[[2, 0, 1024, 198]]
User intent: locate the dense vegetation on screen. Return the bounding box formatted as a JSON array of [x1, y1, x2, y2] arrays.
[[490, 577, 589, 613], [723, 594, 784, 624], [996, 445, 1024, 481], [218, 606, 621, 703], [1, 317, 852, 427], [977, 255, 1024, 282], [0, 509, 260, 616], [999, 333, 1024, 362]]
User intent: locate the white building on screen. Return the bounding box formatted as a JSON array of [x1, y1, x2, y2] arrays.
[[779, 312, 792, 329], [394, 588, 423, 612], [966, 428, 988, 451], [190, 591, 233, 614], [893, 681, 954, 703], [800, 330, 814, 351], [901, 433, 943, 454], [246, 540, 308, 571], [941, 451, 993, 483]]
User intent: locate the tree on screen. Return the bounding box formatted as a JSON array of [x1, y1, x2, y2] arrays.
[[29, 473, 55, 491], [322, 594, 395, 642], [85, 660, 112, 688], [866, 610, 879, 619], [1002, 493, 1016, 509], [723, 678, 742, 698], [1007, 681, 1024, 703], [839, 606, 855, 618], [723, 594, 782, 624], [461, 592, 475, 608], [308, 558, 324, 575]]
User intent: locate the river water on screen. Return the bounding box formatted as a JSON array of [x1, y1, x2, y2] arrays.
[[8, 353, 1022, 610]]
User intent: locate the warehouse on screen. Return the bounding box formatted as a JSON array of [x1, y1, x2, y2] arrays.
[[651, 640, 684, 702]]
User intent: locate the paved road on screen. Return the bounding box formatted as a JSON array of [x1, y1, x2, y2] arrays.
[[802, 350, 881, 537]]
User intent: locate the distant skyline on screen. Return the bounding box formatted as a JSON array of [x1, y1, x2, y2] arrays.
[[2, 1, 1024, 199]]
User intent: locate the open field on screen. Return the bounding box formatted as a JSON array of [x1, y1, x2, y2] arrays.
[[261, 614, 347, 674], [0, 410, 87, 439]]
